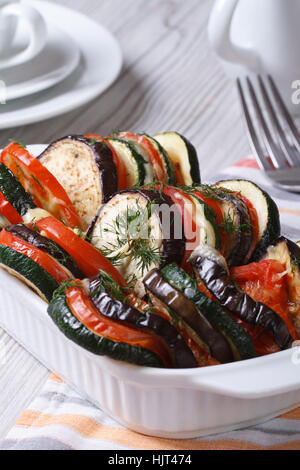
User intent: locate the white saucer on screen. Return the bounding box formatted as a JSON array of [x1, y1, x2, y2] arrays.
[[0, 0, 123, 129], [1, 23, 80, 101]]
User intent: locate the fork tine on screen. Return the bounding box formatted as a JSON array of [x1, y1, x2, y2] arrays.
[[268, 75, 300, 156], [258, 75, 299, 167], [246, 76, 287, 169], [236, 78, 270, 171]]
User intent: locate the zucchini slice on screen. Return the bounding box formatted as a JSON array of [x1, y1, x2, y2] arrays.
[[39, 136, 118, 227], [107, 138, 148, 187], [189, 245, 294, 351], [113, 133, 155, 184], [88, 189, 185, 290], [6, 224, 85, 279], [48, 290, 164, 368], [212, 189, 253, 267], [260, 237, 300, 339], [142, 134, 176, 185], [189, 194, 221, 250], [154, 132, 201, 185], [0, 162, 36, 218], [215, 179, 280, 261], [160, 263, 257, 361], [89, 275, 197, 368], [0, 245, 59, 302], [143, 268, 234, 364]]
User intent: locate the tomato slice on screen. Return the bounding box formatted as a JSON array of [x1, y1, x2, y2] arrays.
[[0, 229, 70, 284], [163, 186, 205, 274], [36, 217, 127, 286], [231, 260, 297, 340], [0, 191, 23, 224], [85, 134, 127, 191], [117, 132, 166, 182], [0, 143, 82, 229], [66, 286, 172, 367]]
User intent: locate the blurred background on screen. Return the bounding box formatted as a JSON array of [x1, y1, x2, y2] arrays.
[[0, 0, 250, 182]]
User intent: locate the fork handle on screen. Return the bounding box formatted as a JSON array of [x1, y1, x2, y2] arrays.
[[208, 0, 259, 69]]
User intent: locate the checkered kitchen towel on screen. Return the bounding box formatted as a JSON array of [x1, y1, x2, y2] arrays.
[[1, 158, 300, 450]]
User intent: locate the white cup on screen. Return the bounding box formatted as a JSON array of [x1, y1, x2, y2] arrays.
[[0, 0, 46, 70], [208, 0, 300, 114]]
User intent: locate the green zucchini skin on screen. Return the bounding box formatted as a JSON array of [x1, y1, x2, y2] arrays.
[[154, 132, 201, 185], [6, 224, 84, 279], [89, 277, 198, 368], [0, 245, 59, 302], [0, 162, 36, 217], [48, 293, 164, 368], [253, 191, 280, 260], [161, 264, 256, 361], [179, 133, 201, 185], [110, 138, 147, 186]]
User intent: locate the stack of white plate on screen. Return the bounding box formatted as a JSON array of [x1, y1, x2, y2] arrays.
[[0, 0, 122, 129]]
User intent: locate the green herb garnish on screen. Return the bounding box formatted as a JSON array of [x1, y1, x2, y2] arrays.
[[9, 139, 27, 149], [100, 201, 163, 275], [52, 280, 82, 300]]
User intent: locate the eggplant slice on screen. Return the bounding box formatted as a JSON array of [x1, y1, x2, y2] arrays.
[[189, 245, 294, 350], [39, 136, 118, 227], [260, 237, 300, 339], [215, 191, 253, 267], [215, 179, 281, 261], [89, 276, 197, 368], [143, 269, 234, 364], [6, 224, 85, 279], [88, 189, 185, 291]]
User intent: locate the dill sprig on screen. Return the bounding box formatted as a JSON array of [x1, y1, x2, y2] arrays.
[[131, 238, 163, 274], [89, 270, 130, 302], [220, 210, 236, 234], [47, 241, 74, 266], [73, 224, 89, 240], [31, 174, 43, 189], [137, 180, 169, 201], [30, 218, 40, 233], [111, 129, 123, 137], [52, 280, 82, 300], [219, 210, 251, 234], [100, 201, 163, 275], [9, 139, 26, 149], [291, 255, 300, 268]]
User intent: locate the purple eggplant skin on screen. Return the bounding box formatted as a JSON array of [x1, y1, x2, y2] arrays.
[[190, 255, 294, 350], [87, 189, 186, 267], [39, 135, 118, 205], [6, 224, 85, 279], [143, 269, 234, 364], [89, 277, 197, 369], [219, 193, 253, 267]]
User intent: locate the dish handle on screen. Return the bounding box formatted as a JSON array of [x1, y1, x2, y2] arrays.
[[186, 347, 300, 399]]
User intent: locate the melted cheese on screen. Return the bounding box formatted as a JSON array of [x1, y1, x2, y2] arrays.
[[23, 208, 52, 224]]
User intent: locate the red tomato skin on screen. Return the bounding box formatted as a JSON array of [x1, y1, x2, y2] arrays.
[[37, 216, 127, 286], [0, 229, 70, 284]]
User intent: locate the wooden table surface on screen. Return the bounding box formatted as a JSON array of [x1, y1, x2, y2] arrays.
[[0, 0, 251, 438]]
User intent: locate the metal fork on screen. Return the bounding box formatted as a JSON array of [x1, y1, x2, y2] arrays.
[[237, 75, 300, 193]]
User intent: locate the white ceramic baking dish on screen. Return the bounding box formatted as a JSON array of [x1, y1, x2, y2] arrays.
[[1, 267, 300, 439]]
